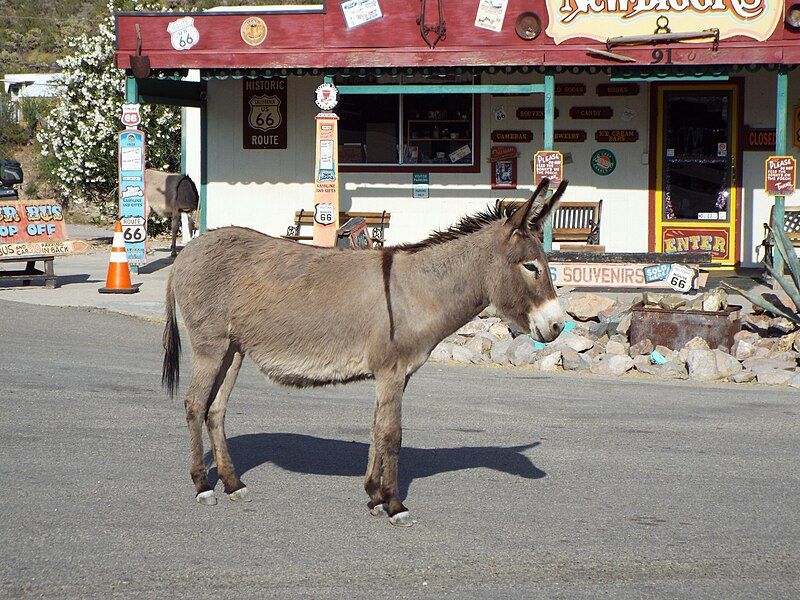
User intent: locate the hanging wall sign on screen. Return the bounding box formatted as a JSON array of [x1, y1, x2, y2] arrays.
[[595, 129, 639, 143], [596, 83, 640, 96], [491, 130, 533, 143], [243, 79, 288, 149], [765, 155, 797, 196], [570, 106, 613, 119], [555, 83, 586, 96], [743, 128, 776, 152], [590, 148, 616, 176], [544, 0, 781, 44], [516, 107, 560, 120], [117, 129, 146, 267], [533, 150, 563, 187], [554, 129, 587, 143], [490, 146, 517, 190]]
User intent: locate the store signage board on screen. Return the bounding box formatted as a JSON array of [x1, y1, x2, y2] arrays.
[[596, 83, 640, 97], [517, 107, 560, 120], [544, 1, 782, 44], [662, 227, 729, 261], [554, 83, 585, 96], [491, 130, 533, 143], [0, 199, 71, 258], [313, 112, 340, 246], [117, 128, 146, 266], [412, 172, 429, 199], [595, 129, 639, 143], [765, 155, 797, 196], [550, 262, 702, 290], [533, 150, 563, 187], [570, 106, 613, 119], [554, 129, 587, 143]]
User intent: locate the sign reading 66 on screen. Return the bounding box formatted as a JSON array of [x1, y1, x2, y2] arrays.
[[314, 202, 336, 226], [167, 17, 200, 51]]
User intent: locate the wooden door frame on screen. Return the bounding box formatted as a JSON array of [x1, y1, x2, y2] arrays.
[[648, 79, 744, 266]]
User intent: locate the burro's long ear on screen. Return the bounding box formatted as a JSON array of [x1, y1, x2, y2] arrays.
[[530, 179, 569, 232], [506, 177, 550, 233]]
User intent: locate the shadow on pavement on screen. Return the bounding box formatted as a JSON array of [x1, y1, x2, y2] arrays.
[[139, 255, 174, 274], [205, 432, 546, 499]]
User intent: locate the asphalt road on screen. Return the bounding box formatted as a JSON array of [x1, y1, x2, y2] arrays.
[[1, 299, 798, 599]]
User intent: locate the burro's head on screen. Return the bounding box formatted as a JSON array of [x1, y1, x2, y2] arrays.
[[487, 178, 568, 343]]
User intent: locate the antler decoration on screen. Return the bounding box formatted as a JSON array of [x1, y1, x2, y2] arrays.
[[417, 0, 446, 49]]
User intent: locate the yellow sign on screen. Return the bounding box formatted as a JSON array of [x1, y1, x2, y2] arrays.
[[546, 1, 781, 44], [312, 113, 340, 247]]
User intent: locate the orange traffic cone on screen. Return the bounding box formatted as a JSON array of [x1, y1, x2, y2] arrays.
[[99, 220, 139, 294]]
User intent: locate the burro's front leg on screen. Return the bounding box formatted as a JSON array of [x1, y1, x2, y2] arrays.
[[364, 369, 411, 526]]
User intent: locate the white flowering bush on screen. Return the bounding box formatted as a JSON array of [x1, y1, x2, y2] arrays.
[[38, 0, 181, 213]]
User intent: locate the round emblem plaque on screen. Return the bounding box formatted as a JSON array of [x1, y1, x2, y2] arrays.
[[241, 17, 268, 46], [591, 148, 617, 176]]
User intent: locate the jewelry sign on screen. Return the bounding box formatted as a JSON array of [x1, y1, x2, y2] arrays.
[[243, 79, 288, 149], [117, 128, 146, 267]]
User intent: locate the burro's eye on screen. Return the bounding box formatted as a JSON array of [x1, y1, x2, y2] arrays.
[[522, 261, 541, 278]]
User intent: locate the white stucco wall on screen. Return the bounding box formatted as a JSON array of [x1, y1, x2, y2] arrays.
[[204, 70, 800, 265]]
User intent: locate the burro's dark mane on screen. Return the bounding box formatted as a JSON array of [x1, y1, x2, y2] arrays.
[[393, 200, 515, 253]]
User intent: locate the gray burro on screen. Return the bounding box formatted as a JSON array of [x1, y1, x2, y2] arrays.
[[430, 289, 800, 387]]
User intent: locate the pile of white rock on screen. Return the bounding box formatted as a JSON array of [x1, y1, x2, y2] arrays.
[[429, 291, 800, 387]]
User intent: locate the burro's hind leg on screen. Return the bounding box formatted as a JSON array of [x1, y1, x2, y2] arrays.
[[205, 347, 250, 502], [184, 343, 234, 505], [364, 368, 411, 526]]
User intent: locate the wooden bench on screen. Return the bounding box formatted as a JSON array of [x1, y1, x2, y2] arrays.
[[0, 254, 56, 288], [501, 199, 602, 244], [284, 210, 391, 247], [759, 204, 800, 265]]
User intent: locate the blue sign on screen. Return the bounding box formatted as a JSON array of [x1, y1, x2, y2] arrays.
[[642, 263, 671, 284], [117, 129, 146, 266]]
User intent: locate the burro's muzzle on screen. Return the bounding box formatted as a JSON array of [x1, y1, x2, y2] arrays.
[[528, 298, 566, 343]]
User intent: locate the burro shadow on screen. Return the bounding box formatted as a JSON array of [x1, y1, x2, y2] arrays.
[[206, 433, 546, 499]]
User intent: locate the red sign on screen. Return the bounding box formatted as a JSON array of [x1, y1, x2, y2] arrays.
[[765, 155, 796, 196], [533, 150, 563, 187], [662, 228, 729, 260], [743, 127, 775, 151]]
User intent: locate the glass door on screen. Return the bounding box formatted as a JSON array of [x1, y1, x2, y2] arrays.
[[654, 84, 739, 266]]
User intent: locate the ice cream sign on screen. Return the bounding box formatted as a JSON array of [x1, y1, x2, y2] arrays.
[[546, 1, 781, 44]]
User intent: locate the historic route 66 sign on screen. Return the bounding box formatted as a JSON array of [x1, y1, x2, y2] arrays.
[[167, 16, 200, 51], [248, 95, 282, 132], [314, 202, 335, 225], [667, 264, 696, 292]]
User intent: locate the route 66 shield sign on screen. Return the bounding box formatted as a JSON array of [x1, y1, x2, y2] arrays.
[[167, 17, 200, 51], [248, 95, 282, 132]]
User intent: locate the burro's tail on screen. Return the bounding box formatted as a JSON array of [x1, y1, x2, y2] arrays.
[[162, 269, 181, 397]]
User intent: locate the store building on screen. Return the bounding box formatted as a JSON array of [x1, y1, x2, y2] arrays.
[[115, 1, 800, 267]]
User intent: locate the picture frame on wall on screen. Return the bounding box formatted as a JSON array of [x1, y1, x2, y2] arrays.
[[492, 157, 516, 189]]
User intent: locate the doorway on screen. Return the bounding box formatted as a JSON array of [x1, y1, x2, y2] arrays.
[[652, 82, 741, 266]]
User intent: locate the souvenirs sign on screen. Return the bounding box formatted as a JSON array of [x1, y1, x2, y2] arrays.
[[550, 262, 701, 290], [595, 129, 639, 143], [243, 79, 287, 149], [533, 150, 563, 187], [516, 107, 560, 120], [545, 1, 782, 44], [117, 128, 146, 267], [765, 155, 796, 196]]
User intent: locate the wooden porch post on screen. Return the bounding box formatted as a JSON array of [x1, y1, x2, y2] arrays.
[[773, 65, 788, 274], [543, 72, 555, 251]]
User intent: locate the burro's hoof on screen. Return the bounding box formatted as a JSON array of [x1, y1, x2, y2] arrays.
[[369, 502, 388, 517], [389, 510, 413, 527], [228, 486, 252, 502], [196, 490, 217, 506]]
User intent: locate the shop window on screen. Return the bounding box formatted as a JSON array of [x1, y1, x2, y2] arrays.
[[337, 77, 477, 170]]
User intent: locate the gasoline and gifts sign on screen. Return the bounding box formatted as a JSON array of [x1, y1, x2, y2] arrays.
[[313, 83, 340, 247]]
